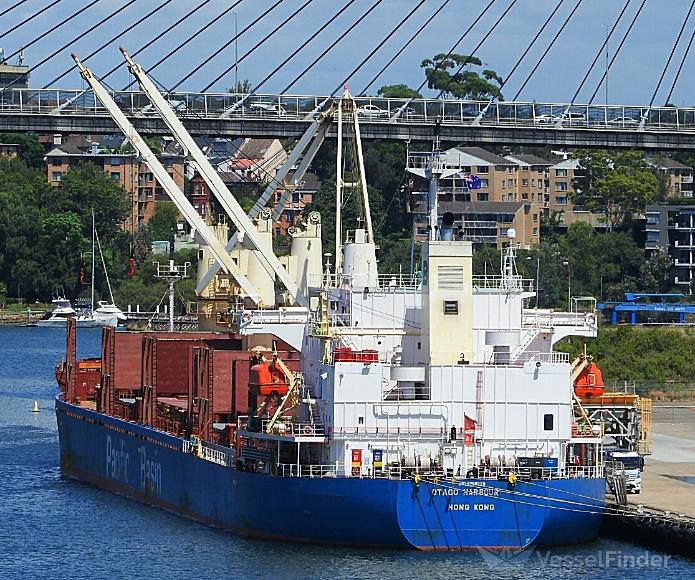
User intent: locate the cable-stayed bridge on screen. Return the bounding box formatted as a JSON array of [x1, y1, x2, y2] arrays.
[[3, 89, 695, 149], [3, 0, 695, 149]]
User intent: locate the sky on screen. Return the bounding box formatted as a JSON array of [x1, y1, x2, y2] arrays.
[[2, 0, 694, 106]]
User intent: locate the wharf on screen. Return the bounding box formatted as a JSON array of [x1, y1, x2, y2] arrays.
[[629, 403, 695, 518], [0, 309, 45, 326], [602, 402, 695, 557]]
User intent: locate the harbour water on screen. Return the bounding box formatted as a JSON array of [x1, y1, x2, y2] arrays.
[[1, 326, 692, 579]]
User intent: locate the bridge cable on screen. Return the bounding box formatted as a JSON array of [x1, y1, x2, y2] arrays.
[[480, 0, 567, 109], [665, 6, 695, 104], [43, 0, 177, 88], [281, 0, 385, 94], [0, 0, 30, 20], [0, 0, 64, 42], [435, 0, 521, 99], [648, 0, 695, 108], [588, 0, 647, 104], [169, 0, 285, 92], [567, 0, 631, 106], [360, 0, 453, 95], [44, 0, 218, 112], [248, 0, 358, 96], [329, 0, 427, 97], [121, 0, 244, 91], [200, 0, 317, 93], [512, 0, 584, 101], [2, 0, 102, 63], [121, 0, 338, 212], [98, 0, 218, 87], [0, 0, 133, 97]]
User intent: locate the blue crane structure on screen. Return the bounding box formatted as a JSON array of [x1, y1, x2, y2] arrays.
[[598, 293, 695, 325]]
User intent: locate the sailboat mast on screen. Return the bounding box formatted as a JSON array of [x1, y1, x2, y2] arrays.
[[91, 209, 95, 313]]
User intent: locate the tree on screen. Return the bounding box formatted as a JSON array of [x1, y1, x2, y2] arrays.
[[377, 84, 422, 99], [572, 149, 657, 230], [640, 248, 672, 294], [0, 133, 44, 169], [227, 79, 252, 94], [420, 53, 503, 100], [47, 161, 129, 242], [142, 136, 162, 154], [148, 202, 179, 241]]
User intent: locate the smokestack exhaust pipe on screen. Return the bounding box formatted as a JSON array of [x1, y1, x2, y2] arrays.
[[440, 212, 455, 241]]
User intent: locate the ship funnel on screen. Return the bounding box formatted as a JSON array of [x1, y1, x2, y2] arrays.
[[440, 212, 455, 241]]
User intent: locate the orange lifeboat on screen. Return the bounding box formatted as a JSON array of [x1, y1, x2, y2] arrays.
[[249, 361, 290, 396], [574, 362, 604, 399]]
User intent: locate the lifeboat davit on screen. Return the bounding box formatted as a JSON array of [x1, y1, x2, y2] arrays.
[[249, 361, 290, 396], [574, 362, 604, 399]]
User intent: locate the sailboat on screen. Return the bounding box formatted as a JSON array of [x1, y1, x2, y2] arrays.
[[37, 211, 126, 328], [91, 214, 126, 327]]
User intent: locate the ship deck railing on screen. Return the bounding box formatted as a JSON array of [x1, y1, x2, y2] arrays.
[[275, 463, 604, 480], [237, 417, 326, 438], [235, 307, 310, 328], [307, 273, 421, 292], [472, 275, 535, 293], [182, 439, 236, 467], [512, 351, 571, 365]]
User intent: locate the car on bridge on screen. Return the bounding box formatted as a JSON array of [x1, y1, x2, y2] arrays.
[[356, 104, 389, 118], [535, 112, 586, 125], [607, 116, 639, 126], [249, 102, 287, 116]]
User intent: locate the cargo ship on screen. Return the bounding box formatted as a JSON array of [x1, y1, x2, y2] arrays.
[[55, 217, 605, 550], [56, 55, 606, 551]]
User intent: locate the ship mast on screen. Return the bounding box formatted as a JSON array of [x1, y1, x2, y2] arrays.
[[91, 208, 95, 316]]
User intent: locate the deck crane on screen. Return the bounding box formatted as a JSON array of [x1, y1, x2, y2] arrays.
[[196, 88, 375, 293], [196, 107, 334, 296], [71, 53, 256, 296], [119, 49, 307, 308]]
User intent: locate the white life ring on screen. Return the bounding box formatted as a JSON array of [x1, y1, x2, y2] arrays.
[[241, 312, 252, 324], [587, 314, 596, 325], [302, 425, 314, 436]]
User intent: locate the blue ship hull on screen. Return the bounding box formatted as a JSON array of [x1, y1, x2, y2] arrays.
[[56, 398, 605, 550]]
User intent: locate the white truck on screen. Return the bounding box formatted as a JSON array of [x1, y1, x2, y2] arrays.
[[606, 449, 642, 494]]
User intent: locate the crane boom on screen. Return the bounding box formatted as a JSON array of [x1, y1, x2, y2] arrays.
[[71, 53, 251, 288], [120, 49, 306, 307], [196, 111, 333, 295]]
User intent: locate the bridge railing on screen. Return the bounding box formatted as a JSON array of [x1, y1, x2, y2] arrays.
[[3, 88, 695, 131]]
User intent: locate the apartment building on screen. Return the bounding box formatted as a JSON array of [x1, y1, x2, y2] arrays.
[[503, 154, 552, 205], [547, 158, 606, 229], [45, 137, 184, 232], [437, 147, 516, 202], [645, 204, 695, 292], [648, 157, 694, 198]]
